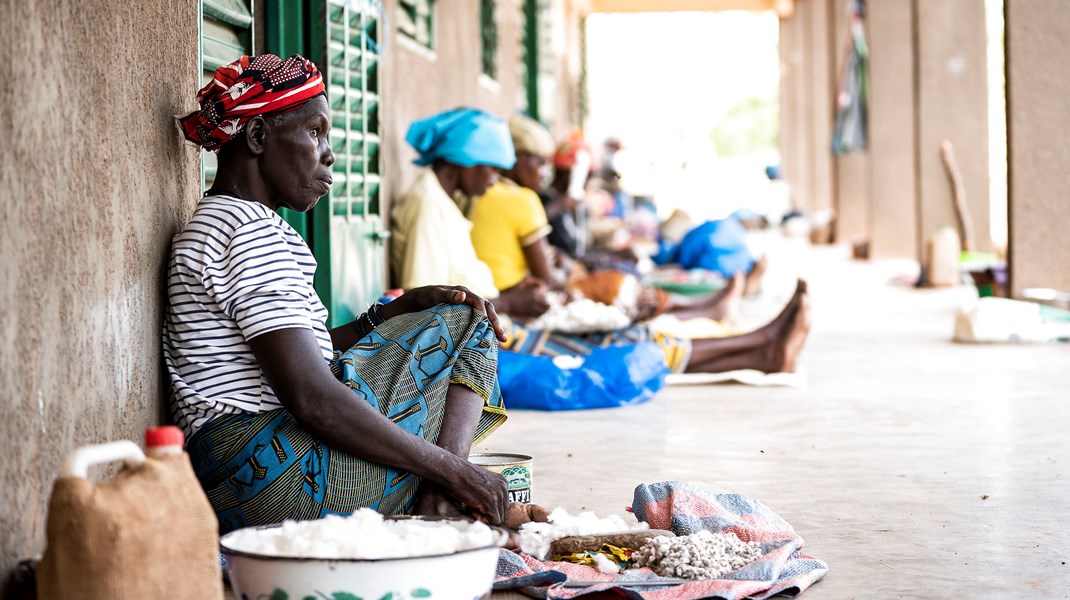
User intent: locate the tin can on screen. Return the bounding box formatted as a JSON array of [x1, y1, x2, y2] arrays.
[[469, 453, 533, 504]]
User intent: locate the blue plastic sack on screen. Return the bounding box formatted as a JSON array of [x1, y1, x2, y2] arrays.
[[497, 342, 669, 411], [654, 218, 754, 278]]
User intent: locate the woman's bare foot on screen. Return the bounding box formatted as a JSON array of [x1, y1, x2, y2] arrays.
[[755, 280, 809, 373], [744, 256, 768, 296], [713, 271, 745, 321], [666, 271, 744, 321], [412, 485, 466, 519], [503, 502, 551, 549], [680, 280, 809, 374], [504, 502, 551, 529]]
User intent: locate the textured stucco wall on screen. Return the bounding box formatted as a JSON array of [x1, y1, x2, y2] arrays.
[[867, 0, 918, 259], [380, 0, 525, 258], [778, 1, 809, 211], [805, 0, 835, 215], [915, 0, 990, 253], [831, 0, 871, 245], [1005, 0, 1070, 295], [0, 0, 200, 586]]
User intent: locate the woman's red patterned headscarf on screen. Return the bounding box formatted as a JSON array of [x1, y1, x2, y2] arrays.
[[178, 54, 325, 152]]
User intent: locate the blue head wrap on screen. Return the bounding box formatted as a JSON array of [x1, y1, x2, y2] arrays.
[[405, 107, 516, 170]]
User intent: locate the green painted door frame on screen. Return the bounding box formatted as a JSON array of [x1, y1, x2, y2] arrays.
[[266, 0, 386, 327]]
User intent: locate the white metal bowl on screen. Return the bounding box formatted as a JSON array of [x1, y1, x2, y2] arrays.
[[220, 517, 506, 600]]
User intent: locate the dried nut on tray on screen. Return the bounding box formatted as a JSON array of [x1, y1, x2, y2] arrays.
[[549, 530, 676, 557]]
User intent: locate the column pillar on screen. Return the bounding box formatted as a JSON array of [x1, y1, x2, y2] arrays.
[[1005, 0, 1070, 294]]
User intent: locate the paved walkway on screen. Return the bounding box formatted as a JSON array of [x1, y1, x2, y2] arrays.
[[484, 241, 1070, 598]]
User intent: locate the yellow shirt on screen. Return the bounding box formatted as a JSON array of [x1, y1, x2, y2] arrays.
[[390, 170, 499, 298], [469, 181, 553, 291]]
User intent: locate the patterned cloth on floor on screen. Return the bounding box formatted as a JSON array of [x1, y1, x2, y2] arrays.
[[493, 481, 828, 599], [500, 316, 692, 374]]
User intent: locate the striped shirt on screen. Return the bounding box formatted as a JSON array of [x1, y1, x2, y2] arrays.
[[163, 195, 333, 436]]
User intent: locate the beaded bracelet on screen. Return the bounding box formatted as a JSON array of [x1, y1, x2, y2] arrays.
[[367, 301, 386, 326], [352, 311, 376, 340]]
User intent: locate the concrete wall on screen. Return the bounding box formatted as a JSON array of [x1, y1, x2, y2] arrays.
[[830, 0, 871, 245], [778, 0, 834, 220], [550, 0, 592, 139], [914, 0, 990, 253], [805, 0, 835, 216], [380, 0, 525, 228], [867, 0, 918, 259], [0, 0, 200, 586], [1006, 0, 1070, 295], [778, 1, 807, 211]]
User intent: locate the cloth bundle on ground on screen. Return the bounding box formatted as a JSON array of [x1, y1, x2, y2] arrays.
[[496, 343, 669, 411], [655, 218, 754, 279], [494, 481, 828, 599]]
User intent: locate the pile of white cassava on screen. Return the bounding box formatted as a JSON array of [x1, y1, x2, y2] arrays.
[[526, 293, 631, 333], [632, 530, 763, 580]]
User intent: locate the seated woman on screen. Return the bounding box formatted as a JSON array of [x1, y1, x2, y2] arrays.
[[390, 107, 551, 320], [474, 115, 747, 325], [475, 115, 808, 374], [394, 109, 810, 375], [169, 55, 541, 534]]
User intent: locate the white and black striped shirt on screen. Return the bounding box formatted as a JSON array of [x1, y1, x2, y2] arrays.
[[163, 195, 333, 436]]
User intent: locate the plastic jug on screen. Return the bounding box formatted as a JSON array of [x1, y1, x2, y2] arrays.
[[926, 226, 961, 287], [36, 426, 223, 599]]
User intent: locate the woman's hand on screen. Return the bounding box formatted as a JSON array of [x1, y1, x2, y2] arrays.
[[494, 279, 551, 318], [439, 459, 510, 525], [379, 285, 506, 342]]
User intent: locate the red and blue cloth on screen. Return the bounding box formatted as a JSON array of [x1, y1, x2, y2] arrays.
[[494, 481, 828, 599]]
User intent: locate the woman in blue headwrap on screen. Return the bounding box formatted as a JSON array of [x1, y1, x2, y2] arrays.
[[391, 108, 550, 317]]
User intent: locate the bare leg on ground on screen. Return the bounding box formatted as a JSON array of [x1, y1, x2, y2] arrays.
[[666, 271, 745, 321], [683, 280, 810, 374], [744, 256, 768, 296]]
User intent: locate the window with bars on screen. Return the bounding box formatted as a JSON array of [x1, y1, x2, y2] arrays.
[[199, 0, 254, 191], [261, 0, 387, 325], [398, 0, 435, 49], [481, 0, 498, 79], [309, 0, 387, 325], [520, 0, 555, 126]]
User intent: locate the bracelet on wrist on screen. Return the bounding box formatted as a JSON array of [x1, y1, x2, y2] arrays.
[[367, 301, 386, 326]]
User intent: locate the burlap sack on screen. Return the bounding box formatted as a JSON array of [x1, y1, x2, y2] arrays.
[[36, 453, 223, 600]]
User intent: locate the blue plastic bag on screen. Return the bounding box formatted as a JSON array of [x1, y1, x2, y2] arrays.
[[653, 218, 754, 278], [497, 342, 669, 411]]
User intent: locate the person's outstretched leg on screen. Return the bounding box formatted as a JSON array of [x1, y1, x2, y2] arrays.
[[683, 280, 810, 373], [665, 271, 745, 321], [744, 255, 768, 296]]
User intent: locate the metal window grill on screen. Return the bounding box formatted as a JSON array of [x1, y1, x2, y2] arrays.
[[199, 0, 254, 191], [481, 0, 498, 79], [309, 0, 387, 325], [398, 0, 435, 48]]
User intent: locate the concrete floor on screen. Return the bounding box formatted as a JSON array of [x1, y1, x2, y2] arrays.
[[480, 241, 1070, 598]]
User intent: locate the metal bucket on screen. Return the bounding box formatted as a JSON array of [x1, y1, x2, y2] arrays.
[[469, 453, 533, 504]]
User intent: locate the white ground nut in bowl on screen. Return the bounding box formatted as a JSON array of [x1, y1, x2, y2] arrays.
[[221, 509, 508, 599], [632, 530, 764, 580]]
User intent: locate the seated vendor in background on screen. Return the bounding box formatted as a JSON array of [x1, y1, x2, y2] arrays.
[[390, 107, 550, 319], [393, 109, 811, 376], [168, 55, 545, 534]]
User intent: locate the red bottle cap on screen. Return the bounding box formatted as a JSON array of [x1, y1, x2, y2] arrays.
[[145, 425, 185, 448]]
